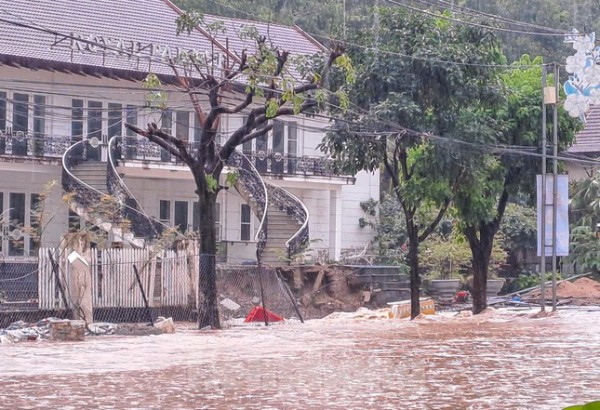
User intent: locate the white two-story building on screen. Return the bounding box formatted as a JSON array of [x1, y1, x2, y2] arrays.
[[0, 0, 378, 264]]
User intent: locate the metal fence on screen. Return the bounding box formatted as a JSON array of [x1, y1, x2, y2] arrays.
[[0, 248, 301, 329]]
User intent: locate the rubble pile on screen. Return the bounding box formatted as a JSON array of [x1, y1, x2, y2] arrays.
[[525, 277, 600, 305], [0, 316, 176, 343]]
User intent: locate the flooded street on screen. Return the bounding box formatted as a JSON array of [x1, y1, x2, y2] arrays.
[[1, 309, 600, 409]]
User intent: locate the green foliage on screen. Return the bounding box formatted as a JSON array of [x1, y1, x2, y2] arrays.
[[176, 10, 204, 35], [515, 272, 562, 291], [225, 171, 239, 188], [497, 203, 537, 253], [265, 98, 279, 118], [421, 232, 507, 279], [563, 401, 600, 410], [142, 74, 167, 109], [205, 174, 218, 193], [565, 175, 600, 272], [359, 196, 408, 265]]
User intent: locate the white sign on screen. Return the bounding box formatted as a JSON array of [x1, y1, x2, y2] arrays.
[[63, 32, 225, 67], [536, 174, 569, 257]]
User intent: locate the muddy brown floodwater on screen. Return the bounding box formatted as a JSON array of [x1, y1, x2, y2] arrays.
[[1, 308, 600, 409]]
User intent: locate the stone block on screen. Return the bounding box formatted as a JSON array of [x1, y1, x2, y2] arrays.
[[49, 320, 86, 342]]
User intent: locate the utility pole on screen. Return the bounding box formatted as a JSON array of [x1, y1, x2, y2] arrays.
[[551, 62, 559, 312], [540, 64, 547, 312]]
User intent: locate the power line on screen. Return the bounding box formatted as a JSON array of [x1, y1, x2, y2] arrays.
[[410, 0, 566, 34], [382, 0, 569, 37]]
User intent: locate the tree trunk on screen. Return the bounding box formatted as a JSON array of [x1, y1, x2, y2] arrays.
[[407, 222, 421, 319], [465, 224, 493, 315], [196, 187, 220, 329]]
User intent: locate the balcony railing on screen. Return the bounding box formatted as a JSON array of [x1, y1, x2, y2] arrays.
[[0, 131, 71, 158], [118, 138, 347, 178]]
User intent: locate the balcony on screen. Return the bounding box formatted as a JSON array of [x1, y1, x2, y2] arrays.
[[0, 131, 71, 159], [117, 138, 355, 181]]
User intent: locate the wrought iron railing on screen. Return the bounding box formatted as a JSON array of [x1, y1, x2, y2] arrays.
[[61, 140, 122, 225], [0, 131, 71, 158], [227, 150, 269, 259], [119, 137, 346, 178], [266, 183, 310, 260], [108, 136, 169, 241]]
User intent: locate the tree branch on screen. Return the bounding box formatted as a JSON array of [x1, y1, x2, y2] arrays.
[[125, 123, 195, 168], [239, 123, 274, 145], [418, 196, 451, 243]]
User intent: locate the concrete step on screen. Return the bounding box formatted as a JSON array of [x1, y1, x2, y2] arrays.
[[267, 215, 301, 224]]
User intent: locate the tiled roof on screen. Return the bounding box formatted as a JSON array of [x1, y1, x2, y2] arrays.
[[0, 0, 324, 80], [201, 14, 325, 59], [568, 106, 600, 154], [0, 0, 222, 78], [200, 13, 325, 80]]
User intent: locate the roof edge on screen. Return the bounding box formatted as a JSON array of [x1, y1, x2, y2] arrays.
[[292, 25, 327, 53]]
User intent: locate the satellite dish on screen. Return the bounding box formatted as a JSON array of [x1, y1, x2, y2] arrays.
[[89, 137, 100, 148], [10, 229, 22, 240]]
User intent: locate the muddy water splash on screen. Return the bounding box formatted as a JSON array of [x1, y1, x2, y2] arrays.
[[1, 309, 599, 409]]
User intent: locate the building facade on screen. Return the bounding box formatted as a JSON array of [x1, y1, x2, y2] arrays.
[[0, 0, 378, 264]]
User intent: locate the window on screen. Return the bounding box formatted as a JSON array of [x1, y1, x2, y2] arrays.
[[159, 200, 170, 224], [33, 95, 46, 138], [161, 109, 172, 135], [175, 111, 189, 142], [160, 109, 172, 161], [9, 193, 25, 256], [193, 201, 200, 233], [193, 113, 202, 143], [0, 91, 7, 131], [29, 193, 40, 253], [241, 204, 251, 241], [273, 120, 285, 154], [125, 105, 137, 136], [174, 201, 188, 233], [87, 101, 102, 140], [107, 103, 122, 139], [87, 101, 102, 160], [71, 99, 84, 140], [272, 120, 285, 174], [287, 122, 298, 173], [13, 94, 28, 133], [192, 202, 221, 240], [255, 130, 268, 173]]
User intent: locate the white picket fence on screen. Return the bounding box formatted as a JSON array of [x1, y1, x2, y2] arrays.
[[38, 247, 194, 310]]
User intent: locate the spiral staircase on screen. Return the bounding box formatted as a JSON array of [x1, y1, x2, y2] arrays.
[[61, 137, 310, 263]]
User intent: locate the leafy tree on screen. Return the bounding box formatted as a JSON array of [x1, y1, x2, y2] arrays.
[[564, 176, 600, 273], [126, 12, 353, 329], [320, 7, 504, 318], [453, 56, 580, 313]]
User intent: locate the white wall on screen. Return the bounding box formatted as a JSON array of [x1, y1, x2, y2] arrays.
[[0, 65, 377, 262]]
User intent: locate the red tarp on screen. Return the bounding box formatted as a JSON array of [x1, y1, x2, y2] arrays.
[[244, 306, 284, 323]]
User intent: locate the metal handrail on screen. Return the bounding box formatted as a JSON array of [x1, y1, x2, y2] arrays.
[[238, 151, 269, 247], [61, 140, 108, 206], [266, 182, 310, 257], [108, 136, 177, 241], [228, 149, 269, 257]]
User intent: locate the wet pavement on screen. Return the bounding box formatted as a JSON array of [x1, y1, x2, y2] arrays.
[[1, 308, 599, 409]]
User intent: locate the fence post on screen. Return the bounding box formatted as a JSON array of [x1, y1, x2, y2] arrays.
[[62, 232, 94, 324], [185, 238, 200, 317], [257, 251, 269, 326]]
